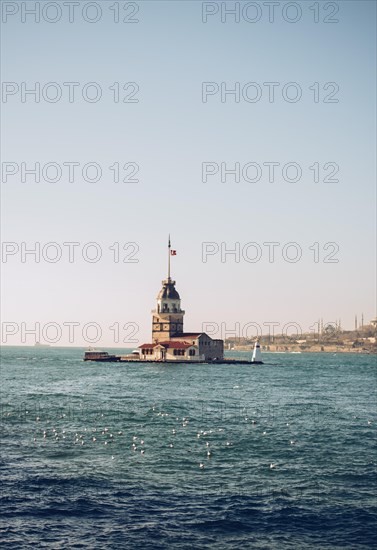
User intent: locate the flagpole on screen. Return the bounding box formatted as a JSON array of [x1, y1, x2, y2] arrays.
[[168, 235, 171, 280]]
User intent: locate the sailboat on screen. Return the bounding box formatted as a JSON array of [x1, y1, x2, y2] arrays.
[[251, 340, 263, 364]]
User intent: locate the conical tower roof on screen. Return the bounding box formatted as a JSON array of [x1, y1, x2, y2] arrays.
[[157, 279, 180, 300]]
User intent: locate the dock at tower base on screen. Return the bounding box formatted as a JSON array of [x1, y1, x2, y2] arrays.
[[84, 350, 263, 365]]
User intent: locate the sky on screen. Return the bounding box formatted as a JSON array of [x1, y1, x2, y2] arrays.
[[1, 0, 376, 347]]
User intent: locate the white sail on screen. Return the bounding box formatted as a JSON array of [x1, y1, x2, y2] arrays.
[[252, 341, 262, 363]]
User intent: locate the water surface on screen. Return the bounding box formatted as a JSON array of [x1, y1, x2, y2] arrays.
[[1, 347, 376, 549]]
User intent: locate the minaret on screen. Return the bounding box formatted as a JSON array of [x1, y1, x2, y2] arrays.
[[151, 237, 185, 342]]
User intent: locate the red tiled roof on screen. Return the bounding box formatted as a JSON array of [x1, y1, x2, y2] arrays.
[[171, 333, 203, 338]]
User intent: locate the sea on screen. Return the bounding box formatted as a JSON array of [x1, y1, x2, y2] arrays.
[[1, 347, 376, 549]]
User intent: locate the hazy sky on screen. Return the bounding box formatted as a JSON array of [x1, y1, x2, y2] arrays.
[[1, 0, 376, 346]]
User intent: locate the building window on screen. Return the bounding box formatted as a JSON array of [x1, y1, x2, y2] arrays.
[[189, 349, 195, 356]]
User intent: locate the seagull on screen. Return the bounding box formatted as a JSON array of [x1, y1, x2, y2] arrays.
[[141, 449, 145, 455], [207, 451, 212, 457], [270, 463, 276, 469], [206, 442, 210, 447], [199, 463, 205, 469], [290, 440, 296, 445]]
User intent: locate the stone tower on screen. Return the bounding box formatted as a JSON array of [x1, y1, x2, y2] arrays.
[[151, 238, 184, 342]]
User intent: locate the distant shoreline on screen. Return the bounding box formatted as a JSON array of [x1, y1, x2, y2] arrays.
[[1, 345, 375, 356], [227, 346, 376, 355]]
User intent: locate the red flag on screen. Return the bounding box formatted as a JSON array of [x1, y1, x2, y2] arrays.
[[170, 250, 177, 256]]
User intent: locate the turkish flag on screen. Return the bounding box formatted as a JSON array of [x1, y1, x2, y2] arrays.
[[170, 250, 177, 256]]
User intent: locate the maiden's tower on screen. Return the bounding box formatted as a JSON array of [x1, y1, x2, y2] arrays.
[[137, 239, 224, 362]]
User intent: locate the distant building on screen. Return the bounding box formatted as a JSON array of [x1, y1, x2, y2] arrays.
[[138, 240, 224, 362]]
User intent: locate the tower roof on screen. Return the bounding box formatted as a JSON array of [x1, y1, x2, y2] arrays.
[[157, 278, 180, 300]]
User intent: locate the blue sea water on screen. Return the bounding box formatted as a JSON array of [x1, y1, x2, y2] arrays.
[[0, 347, 376, 549]]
